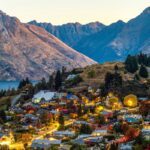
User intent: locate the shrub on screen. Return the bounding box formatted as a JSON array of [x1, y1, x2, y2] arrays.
[[87, 70, 96, 78]]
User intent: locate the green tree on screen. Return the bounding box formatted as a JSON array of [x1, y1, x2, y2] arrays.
[[47, 75, 54, 90], [87, 70, 96, 78], [114, 65, 119, 73], [80, 124, 92, 134], [125, 55, 138, 73], [70, 144, 86, 150], [41, 77, 47, 89], [98, 114, 105, 125], [105, 72, 122, 89], [77, 105, 83, 117], [55, 70, 62, 90], [134, 74, 140, 81], [139, 65, 148, 78], [58, 113, 64, 126], [0, 110, 6, 122], [18, 78, 31, 89], [137, 53, 150, 66]]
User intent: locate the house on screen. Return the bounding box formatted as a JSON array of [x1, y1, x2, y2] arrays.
[[92, 130, 108, 136], [54, 92, 66, 99], [84, 136, 103, 145], [142, 128, 150, 141], [119, 143, 133, 150], [88, 86, 94, 93], [73, 134, 91, 145], [0, 133, 12, 145], [48, 137, 61, 145], [74, 121, 89, 126], [120, 108, 128, 114], [138, 97, 148, 101], [32, 90, 56, 103], [123, 114, 142, 123], [31, 139, 51, 150], [50, 109, 60, 117], [66, 93, 79, 100], [66, 74, 77, 81], [53, 130, 75, 138]]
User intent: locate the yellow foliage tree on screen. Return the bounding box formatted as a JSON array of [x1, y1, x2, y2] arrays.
[[124, 94, 138, 107]]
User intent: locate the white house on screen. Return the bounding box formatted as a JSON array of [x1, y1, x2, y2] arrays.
[[32, 90, 56, 103]]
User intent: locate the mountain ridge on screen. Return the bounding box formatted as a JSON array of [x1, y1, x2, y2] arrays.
[[29, 7, 150, 63], [29, 20, 105, 48], [0, 11, 96, 80]]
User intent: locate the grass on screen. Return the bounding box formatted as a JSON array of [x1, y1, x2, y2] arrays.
[[0, 96, 14, 110]]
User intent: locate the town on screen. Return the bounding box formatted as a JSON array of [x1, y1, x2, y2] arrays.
[[0, 59, 150, 150]]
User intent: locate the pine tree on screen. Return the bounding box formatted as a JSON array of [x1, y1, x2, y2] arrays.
[[77, 105, 82, 117], [104, 72, 122, 89], [138, 53, 149, 66], [58, 113, 64, 126], [125, 55, 138, 73], [55, 70, 62, 90], [114, 65, 119, 73], [18, 78, 31, 89], [139, 65, 148, 78], [47, 75, 54, 90], [61, 66, 66, 80], [40, 77, 47, 90]]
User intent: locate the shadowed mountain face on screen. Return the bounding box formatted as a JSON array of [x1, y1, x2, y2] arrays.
[[30, 7, 150, 63], [29, 21, 105, 48], [74, 20, 126, 62], [75, 7, 150, 63], [0, 11, 96, 80]]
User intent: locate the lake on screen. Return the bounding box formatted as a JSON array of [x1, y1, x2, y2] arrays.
[[0, 81, 38, 90]]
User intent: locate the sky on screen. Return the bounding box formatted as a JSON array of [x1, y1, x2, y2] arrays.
[[0, 0, 149, 25]]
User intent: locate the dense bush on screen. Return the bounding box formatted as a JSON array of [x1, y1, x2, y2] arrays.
[[65, 75, 83, 87]]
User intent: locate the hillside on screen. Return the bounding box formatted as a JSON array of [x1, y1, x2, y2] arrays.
[[0, 11, 96, 80], [69, 62, 150, 97]]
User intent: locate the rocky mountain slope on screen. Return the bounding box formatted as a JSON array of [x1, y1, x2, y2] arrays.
[[0, 11, 96, 80], [29, 21, 105, 48]]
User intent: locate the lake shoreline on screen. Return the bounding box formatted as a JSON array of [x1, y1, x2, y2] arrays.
[[0, 81, 38, 90]]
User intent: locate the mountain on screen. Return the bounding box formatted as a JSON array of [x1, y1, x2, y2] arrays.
[[29, 21, 105, 48], [110, 7, 150, 57], [30, 7, 150, 63], [0, 11, 96, 80], [74, 20, 126, 62], [74, 7, 150, 63]]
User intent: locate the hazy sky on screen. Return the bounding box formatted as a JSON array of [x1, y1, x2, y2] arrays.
[[0, 0, 149, 25]]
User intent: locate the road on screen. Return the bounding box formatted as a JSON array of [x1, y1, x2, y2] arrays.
[[8, 120, 75, 149]]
